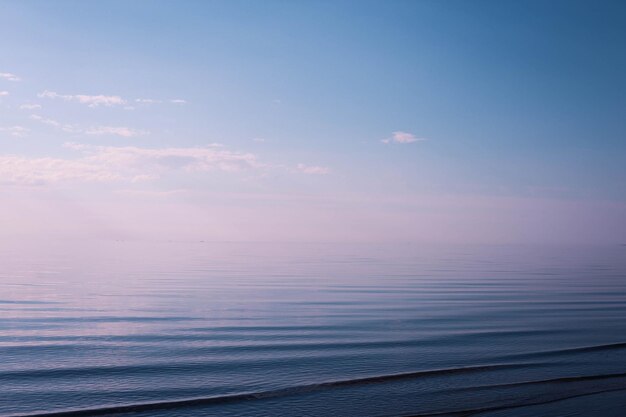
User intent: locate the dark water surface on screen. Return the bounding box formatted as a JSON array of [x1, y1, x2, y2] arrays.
[[1, 241, 625, 417]]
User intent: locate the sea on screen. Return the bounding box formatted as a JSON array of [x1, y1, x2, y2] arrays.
[[1, 241, 626, 417]]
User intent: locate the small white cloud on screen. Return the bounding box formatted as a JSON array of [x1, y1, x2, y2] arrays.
[[252, 138, 266, 143], [30, 114, 79, 133], [31, 115, 145, 137], [0, 126, 29, 137], [170, 99, 187, 104], [0, 72, 20, 82], [85, 126, 148, 138], [31, 114, 61, 127], [381, 131, 426, 144], [0, 91, 9, 97], [19, 104, 42, 110], [38, 90, 126, 107], [135, 98, 162, 104], [297, 163, 331, 175]]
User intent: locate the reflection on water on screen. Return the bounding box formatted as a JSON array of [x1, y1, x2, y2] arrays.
[[1, 241, 626, 416]]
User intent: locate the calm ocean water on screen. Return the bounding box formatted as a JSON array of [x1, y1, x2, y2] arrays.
[[1, 241, 626, 417]]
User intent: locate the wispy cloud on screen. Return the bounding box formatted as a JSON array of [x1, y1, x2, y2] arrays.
[[66, 143, 258, 173], [0, 143, 262, 185], [381, 131, 426, 144], [0, 155, 124, 185], [297, 163, 331, 175], [30, 114, 79, 133], [30, 114, 61, 127], [85, 126, 148, 138], [38, 90, 126, 107], [0, 91, 9, 97], [19, 104, 42, 110], [135, 98, 162, 104], [0, 72, 20, 82], [0, 126, 29, 137], [36, 90, 186, 108], [30, 115, 145, 137]]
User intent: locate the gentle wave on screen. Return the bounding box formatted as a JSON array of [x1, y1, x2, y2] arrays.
[[449, 370, 626, 392], [8, 363, 537, 417], [501, 341, 626, 361], [3, 242, 626, 416], [407, 387, 626, 417]]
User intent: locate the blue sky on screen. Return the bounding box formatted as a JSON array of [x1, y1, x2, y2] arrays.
[[1, 0, 625, 243]]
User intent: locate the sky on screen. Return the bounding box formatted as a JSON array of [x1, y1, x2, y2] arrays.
[[1, 0, 625, 244]]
